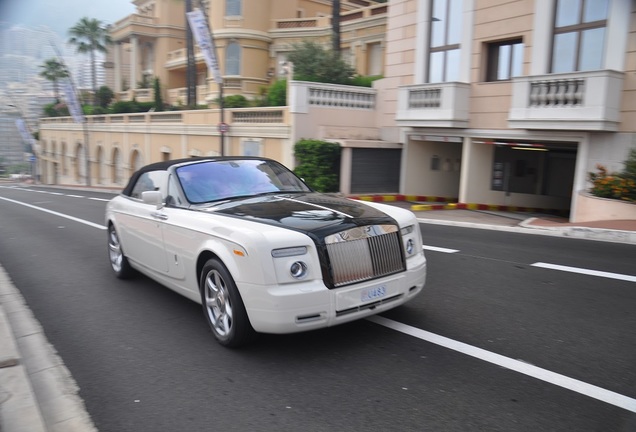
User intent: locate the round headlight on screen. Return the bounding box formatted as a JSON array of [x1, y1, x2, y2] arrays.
[[405, 239, 414, 255], [290, 261, 308, 279]]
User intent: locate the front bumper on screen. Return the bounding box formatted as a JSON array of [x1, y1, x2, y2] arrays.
[[239, 253, 427, 334]]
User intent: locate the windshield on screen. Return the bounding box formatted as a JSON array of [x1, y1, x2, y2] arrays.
[[175, 159, 312, 204]]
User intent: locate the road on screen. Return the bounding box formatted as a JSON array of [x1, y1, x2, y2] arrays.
[[1, 184, 635, 432]]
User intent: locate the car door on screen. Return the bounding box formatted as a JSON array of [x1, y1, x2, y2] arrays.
[[117, 171, 169, 274]]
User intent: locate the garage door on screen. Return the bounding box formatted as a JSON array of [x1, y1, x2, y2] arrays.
[[350, 148, 401, 194]]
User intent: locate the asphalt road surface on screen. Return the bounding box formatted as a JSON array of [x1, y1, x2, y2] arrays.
[[1, 185, 635, 432]]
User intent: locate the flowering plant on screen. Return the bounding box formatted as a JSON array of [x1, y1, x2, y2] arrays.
[[588, 149, 636, 202]]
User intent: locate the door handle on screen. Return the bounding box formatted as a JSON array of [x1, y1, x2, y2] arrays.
[[151, 212, 168, 221]]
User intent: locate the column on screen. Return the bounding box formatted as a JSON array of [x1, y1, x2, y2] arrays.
[[114, 42, 122, 92], [130, 36, 139, 89]]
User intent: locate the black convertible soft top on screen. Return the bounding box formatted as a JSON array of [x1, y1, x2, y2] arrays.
[[120, 156, 277, 196]]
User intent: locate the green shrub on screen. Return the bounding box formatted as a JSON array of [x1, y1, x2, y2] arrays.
[[222, 95, 250, 108], [83, 105, 107, 115], [109, 100, 155, 114], [43, 102, 69, 117], [293, 139, 341, 192], [137, 101, 156, 112], [267, 79, 287, 106], [109, 100, 137, 114], [349, 75, 383, 87]]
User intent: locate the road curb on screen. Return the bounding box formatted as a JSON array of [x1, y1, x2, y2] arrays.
[[519, 217, 636, 245], [416, 216, 636, 245], [0, 264, 97, 432]]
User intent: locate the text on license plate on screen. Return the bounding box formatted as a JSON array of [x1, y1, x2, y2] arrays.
[[361, 285, 387, 302]]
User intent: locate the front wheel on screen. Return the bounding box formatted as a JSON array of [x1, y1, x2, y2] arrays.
[[107, 224, 135, 279], [200, 259, 255, 347]]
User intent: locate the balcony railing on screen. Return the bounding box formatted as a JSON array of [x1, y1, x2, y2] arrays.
[[396, 82, 470, 128], [110, 14, 157, 37], [117, 88, 153, 103], [232, 109, 285, 124], [290, 81, 376, 113], [508, 70, 624, 131], [166, 46, 202, 67], [167, 85, 209, 106], [272, 2, 386, 29]]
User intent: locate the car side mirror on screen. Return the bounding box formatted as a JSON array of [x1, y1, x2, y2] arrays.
[[141, 190, 165, 209]]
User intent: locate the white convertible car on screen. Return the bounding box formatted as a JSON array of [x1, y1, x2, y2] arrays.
[[106, 157, 427, 347]]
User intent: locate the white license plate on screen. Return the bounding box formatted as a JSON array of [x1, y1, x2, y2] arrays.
[[361, 285, 387, 302]]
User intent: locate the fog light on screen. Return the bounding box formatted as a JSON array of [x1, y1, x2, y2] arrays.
[[290, 261, 308, 279], [405, 239, 414, 255]]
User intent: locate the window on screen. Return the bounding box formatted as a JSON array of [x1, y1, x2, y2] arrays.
[[242, 140, 261, 157], [428, 0, 463, 83], [130, 171, 165, 199], [367, 42, 383, 76], [225, 0, 241, 17], [225, 41, 240, 76], [551, 0, 608, 73], [486, 39, 523, 81]]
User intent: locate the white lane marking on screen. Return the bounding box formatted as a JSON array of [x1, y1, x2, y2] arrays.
[[532, 262, 636, 283], [0, 196, 106, 230], [0, 186, 110, 201], [368, 315, 636, 413], [423, 245, 459, 253]]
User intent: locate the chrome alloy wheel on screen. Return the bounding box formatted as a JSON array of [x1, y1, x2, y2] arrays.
[[204, 269, 233, 337], [108, 226, 124, 272]]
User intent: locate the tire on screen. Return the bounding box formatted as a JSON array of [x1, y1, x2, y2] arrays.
[[107, 224, 135, 279], [200, 258, 255, 347]]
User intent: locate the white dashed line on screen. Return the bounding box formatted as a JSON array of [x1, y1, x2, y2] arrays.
[[532, 262, 636, 283], [368, 316, 636, 413], [0, 196, 106, 230], [423, 245, 459, 253]]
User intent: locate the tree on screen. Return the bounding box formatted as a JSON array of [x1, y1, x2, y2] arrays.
[[68, 17, 112, 106], [153, 78, 164, 112], [39, 58, 69, 102], [95, 86, 115, 108], [287, 40, 355, 85]]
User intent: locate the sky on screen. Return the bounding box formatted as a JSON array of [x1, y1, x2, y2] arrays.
[[1, 0, 136, 38]]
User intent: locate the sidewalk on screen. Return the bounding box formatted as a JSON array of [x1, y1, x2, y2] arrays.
[[412, 208, 636, 245], [0, 196, 634, 432]]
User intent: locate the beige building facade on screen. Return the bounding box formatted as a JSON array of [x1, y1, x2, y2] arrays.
[[385, 0, 634, 220], [38, 0, 636, 222]]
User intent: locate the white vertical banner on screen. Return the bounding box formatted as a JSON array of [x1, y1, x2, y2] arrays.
[[186, 9, 223, 84], [63, 80, 84, 124], [15, 119, 31, 143]]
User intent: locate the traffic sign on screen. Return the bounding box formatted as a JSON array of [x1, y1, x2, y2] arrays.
[[218, 122, 229, 133]]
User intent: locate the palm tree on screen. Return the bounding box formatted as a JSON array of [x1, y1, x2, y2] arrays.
[[68, 17, 112, 106], [39, 58, 69, 102]]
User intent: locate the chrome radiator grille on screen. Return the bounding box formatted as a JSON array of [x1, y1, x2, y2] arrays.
[[325, 225, 405, 287]]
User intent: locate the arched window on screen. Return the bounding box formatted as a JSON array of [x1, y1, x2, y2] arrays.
[[112, 148, 122, 184], [226, 0, 241, 17], [96, 147, 104, 185], [226, 41, 240, 76], [131, 149, 143, 172]]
